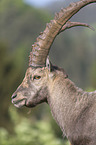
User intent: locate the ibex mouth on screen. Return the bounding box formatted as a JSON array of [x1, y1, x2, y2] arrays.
[[12, 98, 26, 108]]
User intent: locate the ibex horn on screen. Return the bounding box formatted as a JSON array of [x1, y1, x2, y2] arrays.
[[29, 0, 96, 67]]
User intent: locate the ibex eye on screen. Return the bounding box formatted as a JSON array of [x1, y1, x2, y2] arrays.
[[33, 76, 41, 80]]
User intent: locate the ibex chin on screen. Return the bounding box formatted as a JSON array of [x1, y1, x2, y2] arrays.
[[11, 0, 96, 144]]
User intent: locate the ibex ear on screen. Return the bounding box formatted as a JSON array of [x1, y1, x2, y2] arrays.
[[46, 56, 52, 72]]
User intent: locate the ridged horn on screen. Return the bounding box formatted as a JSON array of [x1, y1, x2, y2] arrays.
[[29, 0, 96, 67]]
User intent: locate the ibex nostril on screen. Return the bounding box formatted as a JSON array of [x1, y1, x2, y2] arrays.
[[11, 94, 17, 99]]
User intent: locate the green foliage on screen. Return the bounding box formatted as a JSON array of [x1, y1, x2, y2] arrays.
[[0, 106, 70, 145], [89, 61, 96, 89], [0, 41, 26, 131], [0, 0, 51, 130], [0, 0, 51, 51]]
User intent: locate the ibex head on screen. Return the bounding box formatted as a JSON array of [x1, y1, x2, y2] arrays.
[[12, 56, 68, 108], [12, 0, 96, 108]]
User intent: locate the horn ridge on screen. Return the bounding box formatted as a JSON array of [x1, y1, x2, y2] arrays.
[[29, 0, 96, 67]]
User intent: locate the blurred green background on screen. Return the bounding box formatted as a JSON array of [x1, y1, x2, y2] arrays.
[[0, 0, 96, 145]]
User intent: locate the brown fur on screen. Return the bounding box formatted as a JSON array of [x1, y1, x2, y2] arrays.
[[11, 0, 96, 144], [12, 66, 96, 145]]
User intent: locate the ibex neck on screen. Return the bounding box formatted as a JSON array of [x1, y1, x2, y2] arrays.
[[47, 77, 86, 137]]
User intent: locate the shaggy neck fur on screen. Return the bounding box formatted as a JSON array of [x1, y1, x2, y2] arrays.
[[47, 73, 96, 144]]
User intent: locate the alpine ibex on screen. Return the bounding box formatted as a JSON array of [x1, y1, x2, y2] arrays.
[[11, 0, 96, 144]]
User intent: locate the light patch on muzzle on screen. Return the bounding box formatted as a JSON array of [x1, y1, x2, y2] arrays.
[[12, 92, 27, 108], [14, 99, 26, 108], [21, 76, 29, 88]]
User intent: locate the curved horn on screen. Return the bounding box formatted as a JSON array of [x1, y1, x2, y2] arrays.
[[29, 0, 96, 67]]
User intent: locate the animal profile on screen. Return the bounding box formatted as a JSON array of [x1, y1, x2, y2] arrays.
[[12, 0, 96, 145]]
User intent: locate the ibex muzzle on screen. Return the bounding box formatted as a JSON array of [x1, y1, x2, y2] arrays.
[[12, 66, 49, 108], [12, 0, 96, 145]]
